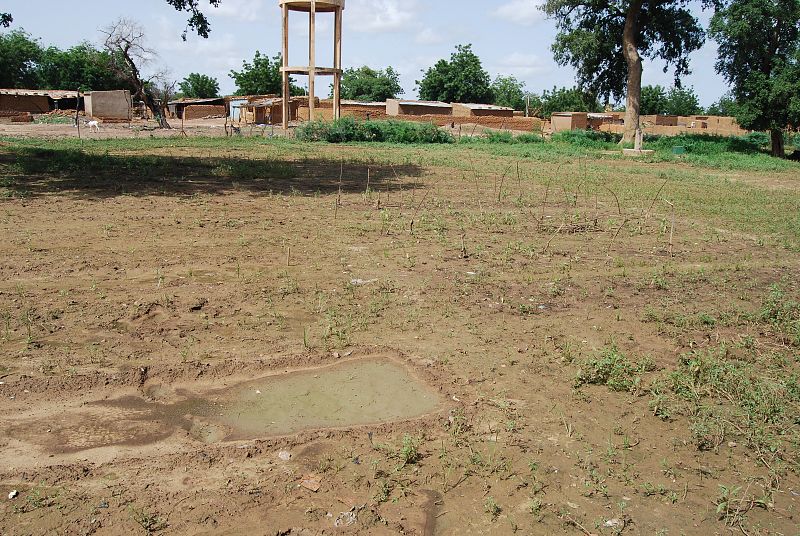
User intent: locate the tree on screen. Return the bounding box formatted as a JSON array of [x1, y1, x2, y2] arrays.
[[37, 43, 131, 92], [179, 73, 220, 98], [491, 75, 527, 110], [0, 29, 42, 88], [417, 44, 493, 104], [709, 0, 800, 156], [544, 0, 705, 143], [528, 86, 601, 118], [340, 66, 403, 102], [1, 13, 11, 27], [230, 51, 303, 96], [640, 84, 668, 115], [664, 85, 702, 115], [101, 19, 171, 128], [705, 94, 737, 116]]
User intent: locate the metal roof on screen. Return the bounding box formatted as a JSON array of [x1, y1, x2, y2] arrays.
[[456, 103, 513, 111], [341, 100, 385, 107], [0, 88, 79, 99], [397, 100, 452, 108], [167, 97, 224, 105]]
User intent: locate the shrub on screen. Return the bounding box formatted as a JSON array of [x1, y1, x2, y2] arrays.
[[551, 129, 621, 148], [295, 117, 454, 144]]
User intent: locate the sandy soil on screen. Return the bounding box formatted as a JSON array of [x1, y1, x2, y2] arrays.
[[0, 134, 798, 535]]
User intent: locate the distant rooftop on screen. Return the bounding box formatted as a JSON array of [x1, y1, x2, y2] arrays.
[[342, 100, 385, 107], [0, 88, 79, 99], [456, 103, 513, 111], [396, 100, 452, 108], [167, 97, 224, 105]]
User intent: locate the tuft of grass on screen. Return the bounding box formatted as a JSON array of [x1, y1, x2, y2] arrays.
[[760, 284, 800, 346], [653, 347, 800, 463], [574, 345, 653, 393]]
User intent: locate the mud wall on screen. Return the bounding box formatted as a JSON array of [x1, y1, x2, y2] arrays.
[[0, 95, 51, 113], [85, 91, 130, 120], [184, 105, 226, 120]]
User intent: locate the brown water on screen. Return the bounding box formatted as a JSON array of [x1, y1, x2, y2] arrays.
[[11, 358, 442, 454], [200, 359, 442, 438]]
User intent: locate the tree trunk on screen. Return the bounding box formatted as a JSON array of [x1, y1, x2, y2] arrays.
[[621, 0, 644, 145], [770, 129, 785, 157], [143, 91, 170, 129]]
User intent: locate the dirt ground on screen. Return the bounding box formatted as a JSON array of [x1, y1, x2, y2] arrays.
[[0, 126, 798, 535]]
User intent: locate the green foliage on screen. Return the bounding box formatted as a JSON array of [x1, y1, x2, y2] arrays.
[[551, 129, 621, 148], [399, 434, 421, 465], [641, 85, 669, 115], [705, 94, 738, 116], [760, 284, 800, 346], [417, 44, 493, 104], [574, 346, 653, 392], [659, 347, 800, 459], [0, 29, 42, 88], [491, 75, 526, 110], [0, 29, 132, 92], [528, 86, 601, 118], [178, 72, 220, 98], [544, 0, 704, 101], [641, 85, 702, 116], [230, 51, 303, 96], [665, 86, 702, 116], [37, 43, 130, 92], [295, 118, 454, 144], [340, 66, 403, 102], [165, 0, 222, 39], [1, 13, 11, 27], [645, 133, 769, 155], [710, 0, 800, 155]]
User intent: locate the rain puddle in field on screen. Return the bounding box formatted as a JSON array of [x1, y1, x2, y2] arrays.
[[53, 358, 444, 450], [175, 358, 442, 440]]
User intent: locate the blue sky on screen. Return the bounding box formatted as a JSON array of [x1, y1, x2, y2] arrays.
[[5, 0, 728, 106]]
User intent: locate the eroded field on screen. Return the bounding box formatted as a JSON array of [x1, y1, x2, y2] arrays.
[[0, 135, 798, 535]]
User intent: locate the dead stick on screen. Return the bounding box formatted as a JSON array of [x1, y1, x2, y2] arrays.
[[643, 179, 668, 218], [603, 184, 622, 216], [607, 218, 630, 257], [542, 223, 565, 254], [410, 185, 432, 233]]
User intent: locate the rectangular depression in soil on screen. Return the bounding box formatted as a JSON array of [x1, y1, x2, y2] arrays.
[[189, 358, 442, 439]]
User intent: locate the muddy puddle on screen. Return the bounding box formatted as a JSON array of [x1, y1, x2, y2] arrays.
[[7, 358, 442, 454]]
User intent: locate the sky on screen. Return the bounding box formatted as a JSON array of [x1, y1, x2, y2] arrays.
[[4, 0, 729, 107]]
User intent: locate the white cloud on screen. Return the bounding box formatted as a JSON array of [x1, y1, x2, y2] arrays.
[[212, 0, 266, 22], [345, 0, 418, 33], [414, 27, 443, 45], [495, 52, 550, 77], [492, 0, 545, 26]]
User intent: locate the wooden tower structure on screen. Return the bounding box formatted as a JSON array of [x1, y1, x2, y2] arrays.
[[279, 0, 344, 129]]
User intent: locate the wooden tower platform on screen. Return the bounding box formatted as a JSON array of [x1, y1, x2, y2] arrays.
[[279, 0, 345, 129]]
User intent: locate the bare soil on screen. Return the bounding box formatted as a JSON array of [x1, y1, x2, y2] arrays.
[[0, 128, 798, 535]]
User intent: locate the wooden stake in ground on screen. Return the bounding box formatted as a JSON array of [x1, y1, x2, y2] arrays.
[[75, 90, 81, 141]]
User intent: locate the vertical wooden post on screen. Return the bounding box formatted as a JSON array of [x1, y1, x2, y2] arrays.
[[308, 0, 316, 122], [281, 2, 290, 130], [333, 5, 342, 120]]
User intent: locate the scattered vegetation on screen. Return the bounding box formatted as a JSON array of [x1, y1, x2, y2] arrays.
[[295, 118, 454, 144]]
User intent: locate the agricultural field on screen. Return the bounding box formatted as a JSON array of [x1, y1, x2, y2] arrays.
[[0, 130, 798, 535]]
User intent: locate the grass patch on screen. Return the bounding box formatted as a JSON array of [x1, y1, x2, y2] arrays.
[[295, 117, 454, 144], [651, 348, 800, 466], [574, 345, 654, 393]]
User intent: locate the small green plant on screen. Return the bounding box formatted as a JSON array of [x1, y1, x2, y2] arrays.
[[574, 345, 650, 393], [130, 506, 167, 534], [399, 434, 421, 465], [484, 496, 501, 520]]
